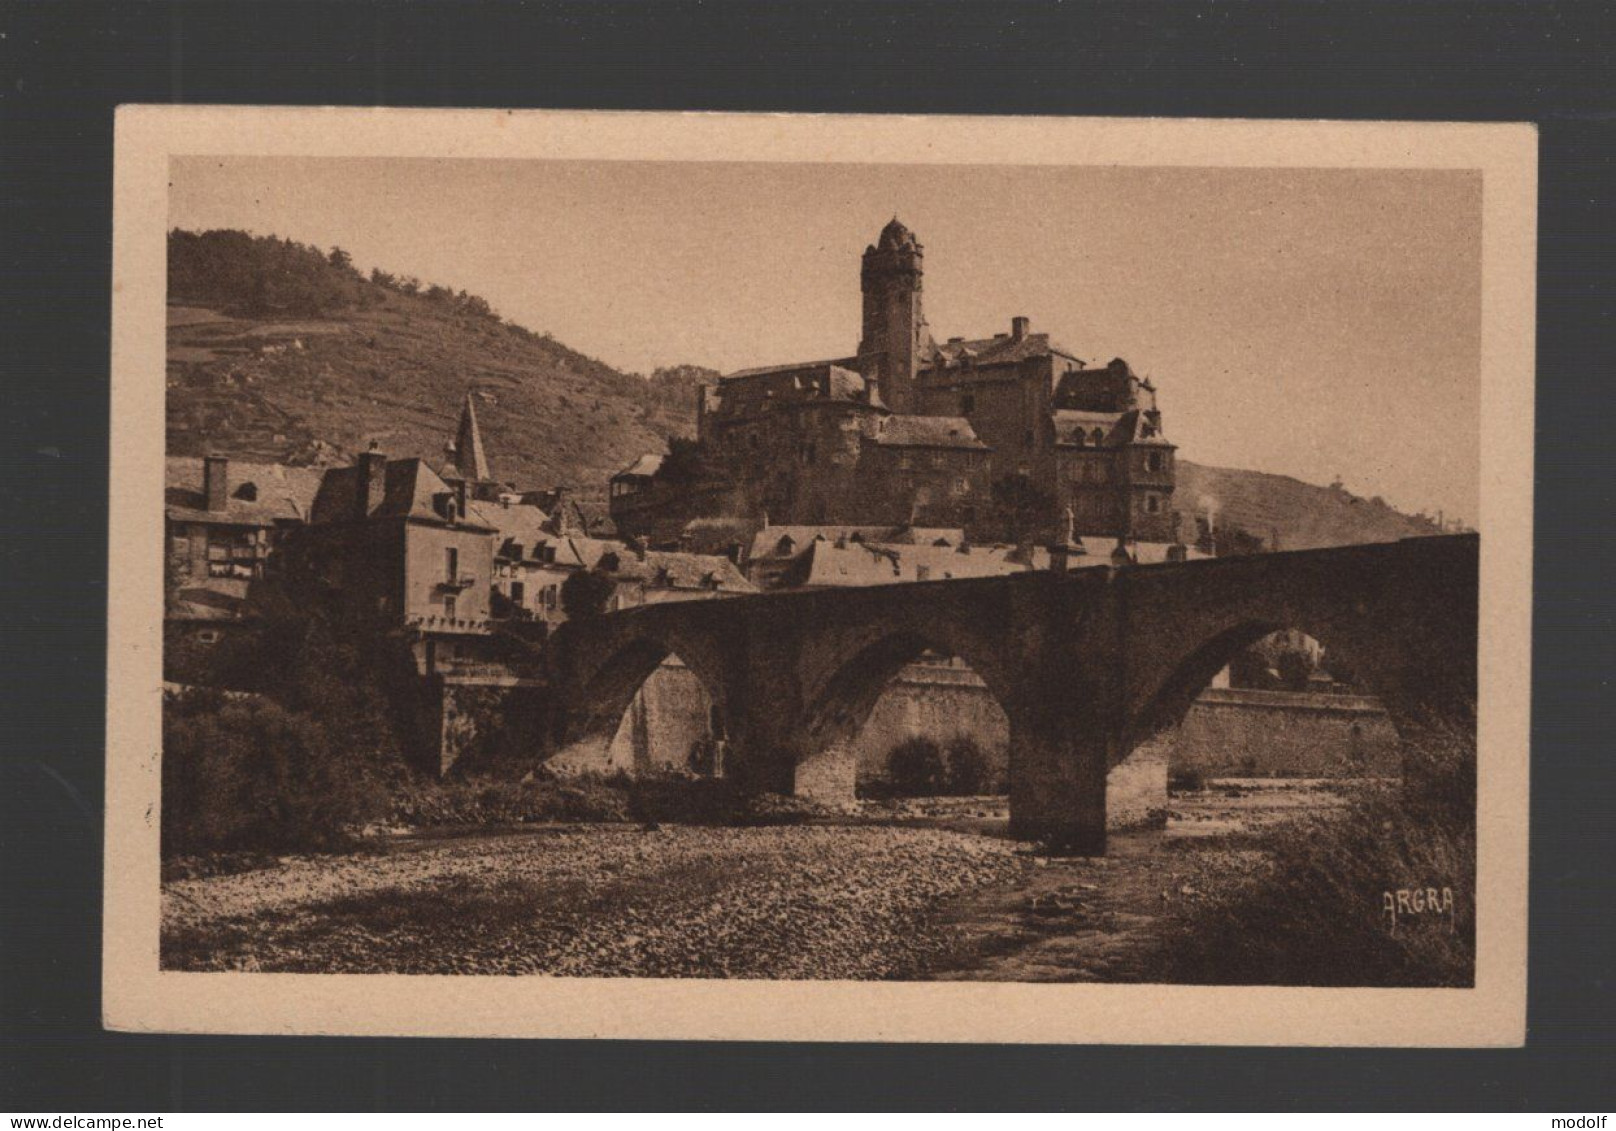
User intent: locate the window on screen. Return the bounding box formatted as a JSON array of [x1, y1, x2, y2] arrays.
[[899, 454, 914, 471], [511, 581, 526, 607], [931, 452, 946, 469], [960, 394, 975, 414], [1147, 451, 1164, 473], [954, 476, 970, 494], [1091, 428, 1105, 446], [1146, 494, 1162, 514], [444, 594, 458, 620], [445, 546, 459, 581], [804, 442, 817, 465], [195, 628, 222, 646]]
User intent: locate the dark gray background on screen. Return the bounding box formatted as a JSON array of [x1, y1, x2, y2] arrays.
[[2, 0, 1611, 1111]]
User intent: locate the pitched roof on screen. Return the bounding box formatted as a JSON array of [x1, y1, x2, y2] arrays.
[[785, 540, 1042, 587], [450, 392, 492, 482], [723, 358, 859, 381], [164, 456, 323, 526], [1053, 410, 1125, 447], [873, 414, 988, 450], [925, 331, 1080, 370], [611, 550, 755, 593], [485, 501, 556, 559], [780, 537, 1207, 587], [614, 453, 665, 480], [1052, 409, 1173, 448], [747, 524, 967, 561], [308, 457, 497, 529]]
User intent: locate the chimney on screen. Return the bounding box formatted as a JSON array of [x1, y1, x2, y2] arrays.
[[1011, 316, 1030, 341], [356, 445, 386, 519], [203, 455, 229, 512]]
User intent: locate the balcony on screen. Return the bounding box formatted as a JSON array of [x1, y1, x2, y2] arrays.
[[437, 574, 476, 591]]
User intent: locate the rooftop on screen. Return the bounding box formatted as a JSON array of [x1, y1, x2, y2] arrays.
[[926, 331, 1080, 370], [164, 456, 323, 526], [309, 457, 500, 529], [873, 415, 988, 450]]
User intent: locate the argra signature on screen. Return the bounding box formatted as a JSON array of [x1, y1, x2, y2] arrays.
[[1382, 886, 1456, 933]]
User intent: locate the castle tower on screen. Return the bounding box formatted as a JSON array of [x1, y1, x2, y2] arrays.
[[857, 217, 933, 414]]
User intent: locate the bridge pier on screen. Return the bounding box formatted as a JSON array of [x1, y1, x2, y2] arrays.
[[794, 739, 858, 803], [1007, 712, 1111, 855]]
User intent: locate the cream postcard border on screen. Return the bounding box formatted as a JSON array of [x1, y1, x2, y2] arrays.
[[105, 108, 1535, 1044]]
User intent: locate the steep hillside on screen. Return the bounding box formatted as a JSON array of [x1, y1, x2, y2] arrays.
[[165, 229, 706, 510], [166, 229, 1444, 549], [1176, 461, 1442, 551]]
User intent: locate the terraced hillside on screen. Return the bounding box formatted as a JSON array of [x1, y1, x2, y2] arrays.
[[165, 230, 706, 512]]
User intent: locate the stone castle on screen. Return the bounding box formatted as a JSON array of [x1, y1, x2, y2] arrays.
[[611, 218, 1180, 549]]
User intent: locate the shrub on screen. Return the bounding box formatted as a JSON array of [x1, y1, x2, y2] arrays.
[[943, 734, 994, 795], [560, 569, 616, 621], [386, 770, 823, 829], [1169, 766, 1209, 793], [162, 693, 387, 856], [887, 736, 946, 796], [1156, 726, 1477, 987]]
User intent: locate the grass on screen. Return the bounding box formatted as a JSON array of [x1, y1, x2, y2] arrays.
[[1154, 726, 1477, 987]]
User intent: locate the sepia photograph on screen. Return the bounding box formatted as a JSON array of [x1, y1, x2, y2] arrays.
[[103, 109, 1534, 1043]]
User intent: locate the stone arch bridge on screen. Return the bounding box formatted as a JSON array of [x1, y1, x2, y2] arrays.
[[548, 534, 1478, 853]]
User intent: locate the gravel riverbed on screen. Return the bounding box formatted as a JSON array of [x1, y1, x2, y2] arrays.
[[162, 824, 1029, 978]]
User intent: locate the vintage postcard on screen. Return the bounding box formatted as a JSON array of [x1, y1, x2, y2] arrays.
[[105, 108, 1534, 1043]]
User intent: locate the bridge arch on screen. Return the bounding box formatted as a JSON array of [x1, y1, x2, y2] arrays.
[[1122, 614, 1388, 756], [555, 625, 734, 773], [793, 611, 1026, 797]]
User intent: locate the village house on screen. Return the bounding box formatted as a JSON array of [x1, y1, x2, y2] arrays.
[[163, 454, 323, 673]]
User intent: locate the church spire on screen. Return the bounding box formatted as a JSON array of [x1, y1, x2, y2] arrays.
[[452, 391, 491, 482]]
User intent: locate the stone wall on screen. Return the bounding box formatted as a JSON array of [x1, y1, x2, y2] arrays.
[[1158, 686, 1401, 778], [851, 662, 1010, 787], [604, 660, 714, 774]]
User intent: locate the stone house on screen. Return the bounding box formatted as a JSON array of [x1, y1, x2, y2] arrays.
[[163, 455, 322, 673], [295, 447, 500, 676]]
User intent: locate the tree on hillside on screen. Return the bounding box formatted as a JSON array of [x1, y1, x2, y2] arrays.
[[658, 435, 709, 484], [990, 474, 1056, 543]]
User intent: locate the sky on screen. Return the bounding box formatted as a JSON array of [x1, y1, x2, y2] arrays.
[[171, 157, 1482, 524]]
